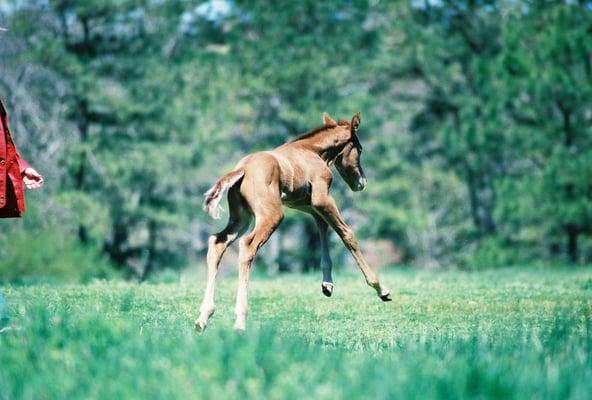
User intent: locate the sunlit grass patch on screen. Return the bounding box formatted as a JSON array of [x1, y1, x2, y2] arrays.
[[1, 267, 591, 399]]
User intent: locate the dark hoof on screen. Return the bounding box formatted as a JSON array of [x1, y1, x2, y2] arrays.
[[194, 320, 207, 333], [380, 292, 392, 302], [321, 282, 334, 297]]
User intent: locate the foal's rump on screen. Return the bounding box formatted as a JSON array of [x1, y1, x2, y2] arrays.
[[203, 152, 285, 220]]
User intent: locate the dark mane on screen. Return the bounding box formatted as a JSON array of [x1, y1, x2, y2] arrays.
[[290, 124, 331, 142], [290, 120, 350, 143]]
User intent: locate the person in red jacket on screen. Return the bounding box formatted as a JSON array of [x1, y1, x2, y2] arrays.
[[0, 97, 43, 218]]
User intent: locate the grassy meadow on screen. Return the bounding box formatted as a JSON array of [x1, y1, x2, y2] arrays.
[[1, 267, 591, 399]]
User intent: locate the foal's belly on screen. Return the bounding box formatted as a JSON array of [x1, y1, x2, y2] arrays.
[[280, 185, 311, 208]]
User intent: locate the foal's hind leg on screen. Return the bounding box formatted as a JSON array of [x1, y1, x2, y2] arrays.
[[314, 214, 334, 297], [233, 209, 283, 331], [196, 189, 250, 332], [233, 167, 284, 331]]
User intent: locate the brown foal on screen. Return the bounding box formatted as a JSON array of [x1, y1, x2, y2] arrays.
[[196, 112, 391, 331]]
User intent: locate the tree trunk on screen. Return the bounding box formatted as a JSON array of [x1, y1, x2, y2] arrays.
[[105, 219, 129, 266], [74, 17, 91, 244], [142, 220, 157, 281], [566, 225, 578, 264], [75, 97, 89, 243], [301, 219, 320, 272], [465, 166, 482, 232], [277, 232, 291, 273], [559, 102, 578, 264], [481, 181, 497, 235]]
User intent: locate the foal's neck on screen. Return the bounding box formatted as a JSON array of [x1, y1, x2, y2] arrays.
[[294, 129, 349, 164]]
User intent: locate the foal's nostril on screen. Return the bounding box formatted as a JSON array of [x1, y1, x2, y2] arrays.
[[353, 179, 366, 191], [358, 177, 367, 190]]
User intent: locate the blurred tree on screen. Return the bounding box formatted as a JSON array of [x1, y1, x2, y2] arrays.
[[2, 0, 591, 281], [498, 2, 592, 263], [4, 0, 206, 276], [401, 0, 507, 237]]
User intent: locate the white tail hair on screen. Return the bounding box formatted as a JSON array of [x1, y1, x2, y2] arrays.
[[203, 169, 245, 219]]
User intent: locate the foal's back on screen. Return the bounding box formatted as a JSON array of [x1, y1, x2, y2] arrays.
[[238, 142, 328, 207]]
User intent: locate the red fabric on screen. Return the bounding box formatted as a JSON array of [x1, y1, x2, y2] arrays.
[[0, 97, 28, 218]]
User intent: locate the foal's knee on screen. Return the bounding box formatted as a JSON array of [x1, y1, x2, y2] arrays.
[[341, 228, 359, 249], [311, 196, 330, 212]]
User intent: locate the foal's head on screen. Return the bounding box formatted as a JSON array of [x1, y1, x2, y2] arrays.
[[323, 112, 366, 192]]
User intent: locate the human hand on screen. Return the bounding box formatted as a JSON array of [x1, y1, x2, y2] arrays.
[[22, 167, 44, 189]]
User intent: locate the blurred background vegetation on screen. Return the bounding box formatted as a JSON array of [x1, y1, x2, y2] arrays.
[[0, 0, 590, 282]]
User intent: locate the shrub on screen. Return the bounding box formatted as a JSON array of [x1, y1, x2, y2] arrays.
[[458, 236, 539, 270], [0, 229, 118, 284]]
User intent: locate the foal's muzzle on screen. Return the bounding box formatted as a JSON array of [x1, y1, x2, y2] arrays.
[[353, 177, 367, 191]]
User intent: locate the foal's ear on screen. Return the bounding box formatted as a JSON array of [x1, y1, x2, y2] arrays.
[[323, 112, 337, 127], [351, 112, 361, 132]]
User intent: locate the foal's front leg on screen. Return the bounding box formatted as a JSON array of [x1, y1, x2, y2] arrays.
[[312, 190, 391, 301], [314, 214, 334, 297]]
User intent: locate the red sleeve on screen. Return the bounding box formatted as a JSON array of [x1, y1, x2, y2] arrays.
[[16, 151, 30, 174]]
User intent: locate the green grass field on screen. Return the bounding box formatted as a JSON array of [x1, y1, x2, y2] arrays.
[[1, 267, 591, 399]]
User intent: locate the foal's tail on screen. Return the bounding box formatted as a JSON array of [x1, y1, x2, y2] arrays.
[[203, 168, 245, 219]]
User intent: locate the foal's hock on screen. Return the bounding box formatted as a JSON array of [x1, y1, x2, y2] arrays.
[[196, 112, 391, 332]]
